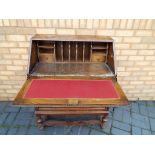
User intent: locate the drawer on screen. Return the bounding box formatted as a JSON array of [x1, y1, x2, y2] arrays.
[[91, 53, 106, 62], [38, 53, 55, 63]]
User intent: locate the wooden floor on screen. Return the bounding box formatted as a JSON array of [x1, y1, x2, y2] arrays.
[[30, 62, 114, 77]]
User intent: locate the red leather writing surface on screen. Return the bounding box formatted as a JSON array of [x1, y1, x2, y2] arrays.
[[23, 79, 120, 99]]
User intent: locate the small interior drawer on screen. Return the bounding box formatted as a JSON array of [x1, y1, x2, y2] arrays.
[[91, 53, 106, 62], [38, 53, 55, 63]]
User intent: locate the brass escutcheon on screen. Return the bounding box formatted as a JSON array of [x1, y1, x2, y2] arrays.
[[68, 99, 79, 105]]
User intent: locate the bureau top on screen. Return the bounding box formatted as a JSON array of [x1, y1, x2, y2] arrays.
[[32, 34, 113, 42]]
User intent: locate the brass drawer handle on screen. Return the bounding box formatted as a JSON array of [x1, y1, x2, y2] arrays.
[[68, 99, 79, 105]]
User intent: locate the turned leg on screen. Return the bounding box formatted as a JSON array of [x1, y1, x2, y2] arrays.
[[100, 115, 104, 129], [100, 113, 109, 129], [41, 115, 48, 122], [36, 114, 45, 129]]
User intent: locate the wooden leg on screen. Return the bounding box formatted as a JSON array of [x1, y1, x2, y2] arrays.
[[100, 113, 108, 129], [41, 115, 48, 122], [100, 115, 104, 129], [99, 107, 109, 128], [36, 114, 109, 129], [35, 107, 109, 129], [36, 114, 45, 129]]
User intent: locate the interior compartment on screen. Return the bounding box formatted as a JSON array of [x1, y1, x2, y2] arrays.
[[92, 42, 108, 50], [37, 41, 55, 63], [29, 40, 115, 77], [91, 42, 108, 63]]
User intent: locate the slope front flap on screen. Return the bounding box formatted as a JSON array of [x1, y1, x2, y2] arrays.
[[14, 78, 128, 106]]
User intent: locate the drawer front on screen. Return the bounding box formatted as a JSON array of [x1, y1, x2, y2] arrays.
[[39, 53, 55, 63], [35, 107, 109, 115], [91, 53, 106, 62]]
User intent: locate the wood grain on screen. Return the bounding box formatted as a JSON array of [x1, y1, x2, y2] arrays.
[[13, 35, 128, 128]]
